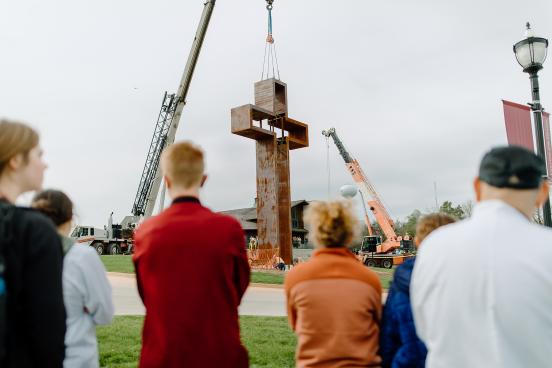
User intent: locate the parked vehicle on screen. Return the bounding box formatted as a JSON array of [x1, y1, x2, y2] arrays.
[[70, 213, 138, 255]]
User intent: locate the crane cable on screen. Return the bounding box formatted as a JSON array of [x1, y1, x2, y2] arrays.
[[261, 0, 281, 80]]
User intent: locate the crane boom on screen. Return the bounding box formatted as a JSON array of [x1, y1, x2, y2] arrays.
[[322, 127, 398, 244], [132, 0, 216, 218]]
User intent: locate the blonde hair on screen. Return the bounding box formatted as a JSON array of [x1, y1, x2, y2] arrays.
[[415, 213, 456, 244], [161, 141, 204, 189], [304, 200, 359, 248], [0, 119, 39, 175]]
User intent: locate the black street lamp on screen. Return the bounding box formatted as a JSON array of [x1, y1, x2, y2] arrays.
[[513, 22, 551, 227]]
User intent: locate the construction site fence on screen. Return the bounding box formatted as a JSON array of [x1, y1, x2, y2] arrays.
[[247, 247, 282, 270]]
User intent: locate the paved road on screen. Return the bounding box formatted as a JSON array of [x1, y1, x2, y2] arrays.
[[109, 274, 287, 317], [109, 273, 387, 317]]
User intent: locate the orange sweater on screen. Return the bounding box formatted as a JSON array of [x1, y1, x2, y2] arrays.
[[285, 248, 382, 368]]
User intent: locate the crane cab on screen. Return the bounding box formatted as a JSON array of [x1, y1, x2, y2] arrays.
[[361, 235, 382, 253]]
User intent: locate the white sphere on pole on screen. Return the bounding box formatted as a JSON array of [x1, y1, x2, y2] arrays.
[[340, 184, 358, 198]]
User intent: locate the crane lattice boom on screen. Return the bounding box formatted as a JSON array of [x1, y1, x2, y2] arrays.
[[131, 0, 216, 218]]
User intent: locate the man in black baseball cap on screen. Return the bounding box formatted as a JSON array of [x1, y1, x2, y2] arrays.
[[474, 145, 549, 218], [411, 145, 552, 368]]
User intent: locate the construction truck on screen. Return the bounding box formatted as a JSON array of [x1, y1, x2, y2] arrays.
[[322, 127, 415, 269], [70, 213, 139, 255], [72, 1, 216, 256]]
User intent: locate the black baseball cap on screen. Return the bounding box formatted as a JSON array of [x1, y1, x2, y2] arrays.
[[478, 145, 547, 189]]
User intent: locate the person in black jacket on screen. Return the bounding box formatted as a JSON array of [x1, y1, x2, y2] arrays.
[[0, 119, 66, 368]]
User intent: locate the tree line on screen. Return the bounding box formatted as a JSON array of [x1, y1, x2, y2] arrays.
[[362, 200, 474, 240]]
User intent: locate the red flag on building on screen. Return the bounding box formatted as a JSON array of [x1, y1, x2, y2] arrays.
[[502, 100, 534, 152], [543, 111, 552, 178]]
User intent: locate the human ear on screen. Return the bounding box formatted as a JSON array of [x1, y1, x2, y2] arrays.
[[7, 154, 24, 171], [535, 180, 550, 207], [200, 174, 207, 188], [473, 178, 482, 202], [164, 175, 172, 189]]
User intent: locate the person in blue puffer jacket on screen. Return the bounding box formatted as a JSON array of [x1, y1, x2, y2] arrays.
[[380, 213, 456, 368]]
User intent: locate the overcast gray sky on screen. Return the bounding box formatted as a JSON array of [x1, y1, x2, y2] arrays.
[[2, 0, 552, 226]]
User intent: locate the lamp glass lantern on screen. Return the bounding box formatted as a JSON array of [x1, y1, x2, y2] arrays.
[[513, 24, 548, 73]]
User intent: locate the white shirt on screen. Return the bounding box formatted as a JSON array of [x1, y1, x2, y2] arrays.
[[411, 200, 552, 368], [63, 244, 114, 368]]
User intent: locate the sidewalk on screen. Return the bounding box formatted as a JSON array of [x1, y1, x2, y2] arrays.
[[108, 273, 387, 317], [108, 273, 287, 316]]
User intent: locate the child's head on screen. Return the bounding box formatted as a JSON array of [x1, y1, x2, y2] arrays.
[[415, 213, 456, 246]]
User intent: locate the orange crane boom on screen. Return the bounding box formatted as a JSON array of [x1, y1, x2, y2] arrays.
[[322, 127, 402, 254]]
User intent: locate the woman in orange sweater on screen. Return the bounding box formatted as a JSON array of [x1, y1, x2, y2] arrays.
[[285, 200, 382, 368]]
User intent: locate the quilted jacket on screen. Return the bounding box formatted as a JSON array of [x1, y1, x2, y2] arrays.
[[380, 258, 427, 368]]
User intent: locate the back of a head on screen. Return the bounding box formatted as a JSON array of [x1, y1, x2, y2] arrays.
[[0, 119, 39, 177], [304, 200, 358, 248], [161, 141, 204, 189], [478, 145, 546, 191], [415, 213, 457, 245], [31, 189, 73, 227], [477, 145, 547, 213]]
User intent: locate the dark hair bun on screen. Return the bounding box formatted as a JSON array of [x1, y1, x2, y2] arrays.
[[31, 190, 73, 226]]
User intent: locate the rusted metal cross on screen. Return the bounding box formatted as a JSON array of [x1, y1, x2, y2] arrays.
[[231, 78, 309, 264]]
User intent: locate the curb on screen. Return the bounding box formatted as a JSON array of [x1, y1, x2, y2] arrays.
[[107, 272, 136, 279]]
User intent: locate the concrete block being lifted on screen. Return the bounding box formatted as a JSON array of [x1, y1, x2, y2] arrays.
[[254, 78, 287, 116]]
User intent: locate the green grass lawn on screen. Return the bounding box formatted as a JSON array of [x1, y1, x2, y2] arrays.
[[371, 267, 395, 289], [101, 255, 135, 274], [250, 270, 284, 284], [97, 316, 296, 368], [100, 256, 393, 288], [100, 256, 285, 284]]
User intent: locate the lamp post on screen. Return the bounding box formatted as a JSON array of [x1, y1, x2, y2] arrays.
[[513, 22, 551, 227]]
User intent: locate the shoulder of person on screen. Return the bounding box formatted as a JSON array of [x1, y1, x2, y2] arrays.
[[207, 212, 243, 230], [13, 206, 56, 229], [284, 262, 309, 291], [527, 221, 552, 247], [418, 220, 467, 250], [12, 207, 59, 243], [66, 243, 99, 260]]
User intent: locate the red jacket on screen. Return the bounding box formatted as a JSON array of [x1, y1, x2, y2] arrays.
[[133, 197, 250, 368]]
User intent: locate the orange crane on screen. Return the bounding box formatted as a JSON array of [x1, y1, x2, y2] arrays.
[[322, 127, 414, 268]]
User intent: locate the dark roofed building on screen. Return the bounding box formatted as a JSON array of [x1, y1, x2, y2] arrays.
[[220, 200, 310, 247]]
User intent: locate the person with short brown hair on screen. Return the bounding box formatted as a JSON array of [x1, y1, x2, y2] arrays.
[[414, 213, 457, 245], [285, 200, 382, 367], [0, 119, 66, 367], [380, 213, 456, 368], [133, 141, 250, 368]]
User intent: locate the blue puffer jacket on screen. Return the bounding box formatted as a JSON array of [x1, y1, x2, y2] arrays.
[[380, 258, 427, 368]]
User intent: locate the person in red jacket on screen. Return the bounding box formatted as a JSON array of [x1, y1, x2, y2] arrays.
[[133, 141, 250, 368]]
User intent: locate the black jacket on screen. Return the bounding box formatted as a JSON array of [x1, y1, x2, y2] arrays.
[[1, 202, 66, 367]]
